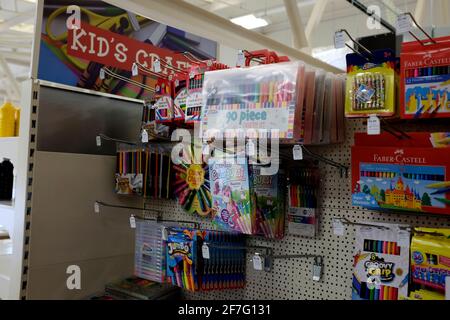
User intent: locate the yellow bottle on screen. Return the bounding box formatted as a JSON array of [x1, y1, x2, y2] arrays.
[[14, 107, 20, 137], [0, 101, 16, 137]]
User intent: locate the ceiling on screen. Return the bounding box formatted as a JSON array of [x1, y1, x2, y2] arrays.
[[1, 0, 448, 102]]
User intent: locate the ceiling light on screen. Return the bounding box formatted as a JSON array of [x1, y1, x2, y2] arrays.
[[23, 0, 37, 3], [10, 23, 34, 33], [230, 14, 268, 30]]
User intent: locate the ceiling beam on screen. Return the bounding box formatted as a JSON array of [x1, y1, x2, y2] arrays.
[[0, 55, 21, 99], [283, 0, 309, 50], [207, 0, 242, 13], [103, 0, 342, 73], [0, 10, 35, 33], [305, 0, 328, 41]]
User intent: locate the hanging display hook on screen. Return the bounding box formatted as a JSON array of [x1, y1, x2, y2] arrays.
[[101, 67, 156, 93], [337, 29, 375, 60], [402, 12, 437, 47]]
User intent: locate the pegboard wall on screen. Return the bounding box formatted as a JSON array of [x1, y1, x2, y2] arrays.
[[144, 119, 450, 300]]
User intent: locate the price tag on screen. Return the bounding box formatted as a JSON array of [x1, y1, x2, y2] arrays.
[[397, 229, 410, 247], [161, 227, 168, 241], [132, 63, 138, 76], [236, 50, 245, 67], [367, 115, 381, 135], [175, 79, 180, 87], [293, 145, 303, 160], [96, 135, 102, 147], [202, 244, 210, 259], [94, 202, 100, 213], [153, 59, 161, 73], [446, 276, 450, 300], [202, 144, 210, 155], [189, 71, 195, 79], [396, 13, 412, 34], [332, 218, 345, 236], [141, 129, 149, 143], [99, 68, 105, 80], [252, 255, 263, 271], [334, 31, 346, 49], [129, 215, 136, 229], [247, 139, 255, 157]]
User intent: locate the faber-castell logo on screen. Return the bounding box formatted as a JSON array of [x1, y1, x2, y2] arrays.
[[373, 150, 426, 164], [405, 56, 450, 68]]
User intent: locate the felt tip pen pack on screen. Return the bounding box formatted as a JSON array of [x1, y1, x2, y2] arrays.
[[400, 35, 450, 119], [345, 49, 398, 118], [352, 222, 410, 300]]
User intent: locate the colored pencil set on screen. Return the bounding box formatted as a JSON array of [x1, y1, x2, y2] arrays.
[[405, 65, 450, 78], [363, 239, 401, 255], [353, 276, 399, 300], [166, 227, 246, 292], [115, 146, 174, 199], [350, 73, 386, 111], [360, 171, 445, 181], [426, 180, 450, 207]]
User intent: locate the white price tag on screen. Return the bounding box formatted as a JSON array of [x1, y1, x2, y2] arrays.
[[189, 71, 195, 79], [293, 145, 303, 160], [247, 140, 255, 157], [332, 218, 345, 236], [202, 144, 210, 155], [446, 277, 450, 300], [334, 31, 346, 49], [94, 202, 100, 213], [141, 129, 149, 143], [129, 215, 136, 229], [367, 115, 381, 135], [96, 135, 102, 147], [161, 227, 168, 241], [252, 255, 263, 271], [396, 14, 412, 34], [153, 59, 161, 73], [236, 50, 245, 67], [132, 63, 138, 77], [202, 244, 210, 259], [397, 230, 410, 247], [175, 79, 180, 87], [99, 68, 105, 80]]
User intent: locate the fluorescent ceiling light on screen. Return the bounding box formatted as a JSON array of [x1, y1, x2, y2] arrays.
[[10, 23, 34, 33], [230, 14, 268, 30]]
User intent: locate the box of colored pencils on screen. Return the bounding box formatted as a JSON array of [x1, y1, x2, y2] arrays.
[[352, 222, 410, 300], [352, 132, 450, 215], [209, 158, 255, 235], [400, 35, 450, 119], [252, 167, 285, 239], [115, 146, 145, 195]]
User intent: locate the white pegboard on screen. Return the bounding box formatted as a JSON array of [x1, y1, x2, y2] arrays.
[[144, 119, 450, 300]]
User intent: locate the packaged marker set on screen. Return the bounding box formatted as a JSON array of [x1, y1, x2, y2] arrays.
[[352, 132, 450, 216], [345, 49, 398, 118], [409, 227, 450, 300], [352, 222, 410, 300], [400, 35, 450, 119]]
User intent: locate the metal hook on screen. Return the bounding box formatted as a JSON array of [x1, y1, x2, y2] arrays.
[[403, 13, 437, 47], [338, 29, 375, 59]]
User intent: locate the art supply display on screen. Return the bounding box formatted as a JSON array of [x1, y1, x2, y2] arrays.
[[154, 79, 174, 123], [166, 227, 246, 291], [172, 75, 188, 123], [352, 222, 410, 300], [352, 132, 450, 215], [141, 100, 170, 140], [287, 167, 320, 237], [345, 49, 397, 118], [252, 167, 285, 239], [209, 158, 255, 235], [135, 220, 169, 283], [410, 227, 450, 300], [172, 144, 212, 217], [400, 35, 450, 119], [185, 66, 206, 124], [115, 147, 145, 195]]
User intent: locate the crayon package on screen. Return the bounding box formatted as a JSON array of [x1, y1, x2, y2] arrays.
[[154, 78, 174, 123], [209, 158, 255, 235], [352, 222, 410, 300], [410, 227, 450, 299], [345, 49, 398, 118], [252, 167, 285, 239], [400, 35, 450, 119], [352, 132, 450, 216]]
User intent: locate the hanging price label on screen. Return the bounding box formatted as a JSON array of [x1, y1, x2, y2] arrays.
[[141, 129, 149, 143], [202, 244, 210, 259], [175, 79, 180, 87], [129, 215, 136, 229], [153, 59, 161, 73], [96, 135, 102, 147], [332, 218, 345, 236], [396, 13, 412, 34], [397, 229, 410, 247], [367, 115, 381, 135], [236, 50, 245, 67], [132, 63, 138, 77], [94, 202, 100, 213], [247, 139, 255, 157], [252, 255, 263, 271], [161, 227, 168, 241], [334, 31, 346, 49], [293, 145, 303, 160], [99, 68, 105, 80]]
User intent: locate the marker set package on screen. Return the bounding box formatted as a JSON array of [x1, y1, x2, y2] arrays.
[[400, 35, 450, 119], [287, 166, 320, 237], [141, 100, 170, 140], [352, 132, 450, 216], [345, 49, 398, 118], [166, 227, 246, 291], [352, 222, 410, 300], [409, 227, 450, 300], [115, 144, 174, 199], [153, 78, 174, 123]]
